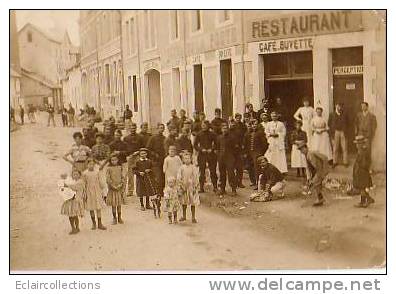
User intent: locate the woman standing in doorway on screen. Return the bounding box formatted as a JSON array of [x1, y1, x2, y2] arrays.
[[293, 98, 315, 148], [311, 107, 333, 161]]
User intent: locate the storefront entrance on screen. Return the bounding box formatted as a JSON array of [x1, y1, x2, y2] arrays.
[[194, 64, 204, 113], [263, 51, 313, 131], [332, 46, 364, 151], [220, 59, 233, 119], [145, 69, 162, 128], [265, 79, 314, 130]]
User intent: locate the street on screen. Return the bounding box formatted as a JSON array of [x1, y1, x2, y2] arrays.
[[10, 117, 386, 271]]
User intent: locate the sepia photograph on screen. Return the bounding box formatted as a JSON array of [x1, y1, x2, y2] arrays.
[[9, 9, 386, 272]]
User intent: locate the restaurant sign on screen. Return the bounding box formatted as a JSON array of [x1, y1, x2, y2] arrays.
[[333, 65, 363, 75], [258, 37, 313, 54], [248, 10, 362, 42]]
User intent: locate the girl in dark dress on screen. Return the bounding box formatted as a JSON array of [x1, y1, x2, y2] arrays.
[[132, 148, 158, 210]]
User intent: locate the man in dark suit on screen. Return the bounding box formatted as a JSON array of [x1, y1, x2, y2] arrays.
[[355, 102, 377, 164], [243, 119, 268, 189], [194, 120, 218, 193], [215, 123, 238, 196]]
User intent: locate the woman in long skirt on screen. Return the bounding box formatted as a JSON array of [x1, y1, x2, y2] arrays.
[[310, 107, 333, 161], [293, 98, 315, 148]]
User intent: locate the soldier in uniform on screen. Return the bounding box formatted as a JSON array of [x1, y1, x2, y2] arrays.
[[123, 122, 143, 197], [211, 108, 226, 136], [139, 122, 152, 147], [243, 118, 268, 189], [176, 125, 193, 155], [215, 123, 238, 196], [194, 120, 218, 193], [164, 126, 179, 154], [229, 118, 245, 188]]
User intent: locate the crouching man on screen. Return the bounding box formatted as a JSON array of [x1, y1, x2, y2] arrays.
[[297, 141, 329, 206], [250, 156, 285, 202]]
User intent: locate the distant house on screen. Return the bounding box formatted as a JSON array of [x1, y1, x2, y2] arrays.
[[18, 23, 65, 109]]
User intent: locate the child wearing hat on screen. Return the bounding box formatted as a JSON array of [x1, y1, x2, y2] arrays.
[[105, 152, 125, 224], [353, 136, 374, 208], [132, 148, 158, 210]]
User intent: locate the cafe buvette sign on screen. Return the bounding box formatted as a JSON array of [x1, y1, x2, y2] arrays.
[[247, 10, 362, 42]]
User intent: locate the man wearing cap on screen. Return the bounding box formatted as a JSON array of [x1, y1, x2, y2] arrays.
[[109, 129, 128, 165], [123, 122, 144, 197], [167, 109, 181, 133], [215, 123, 238, 196], [103, 125, 115, 145], [139, 122, 152, 147], [297, 141, 329, 206], [191, 111, 202, 137], [352, 135, 374, 207], [176, 126, 193, 156], [229, 118, 245, 188], [164, 126, 179, 155], [253, 156, 285, 201], [264, 111, 288, 174], [123, 104, 133, 122], [243, 118, 268, 189], [257, 98, 271, 123], [329, 102, 349, 166], [194, 120, 218, 193], [211, 108, 226, 136]]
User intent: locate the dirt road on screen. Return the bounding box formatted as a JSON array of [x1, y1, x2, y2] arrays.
[[10, 120, 386, 271]]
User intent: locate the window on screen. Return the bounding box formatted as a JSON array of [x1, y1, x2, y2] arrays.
[[170, 10, 179, 40], [133, 75, 138, 112], [129, 17, 136, 55], [127, 76, 132, 107], [218, 10, 231, 23], [125, 20, 130, 55], [191, 10, 202, 32], [105, 64, 110, 94], [112, 61, 117, 93], [27, 31, 32, 42], [143, 11, 156, 49]]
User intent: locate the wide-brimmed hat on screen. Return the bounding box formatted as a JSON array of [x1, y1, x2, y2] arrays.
[[296, 140, 308, 150], [256, 156, 267, 164], [95, 132, 104, 139], [139, 147, 149, 153], [353, 135, 368, 144]]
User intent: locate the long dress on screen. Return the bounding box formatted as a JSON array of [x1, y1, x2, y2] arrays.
[[163, 186, 180, 213], [310, 116, 333, 160], [60, 178, 85, 217], [264, 121, 288, 173], [83, 169, 106, 211], [177, 164, 200, 206], [106, 165, 124, 206], [294, 106, 315, 148], [133, 158, 158, 198]]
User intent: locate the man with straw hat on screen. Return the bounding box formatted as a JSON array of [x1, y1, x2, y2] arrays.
[[352, 135, 375, 208], [297, 141, 329, 206]]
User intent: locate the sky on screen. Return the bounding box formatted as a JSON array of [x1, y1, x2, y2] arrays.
[[15, 10, 80, 45]]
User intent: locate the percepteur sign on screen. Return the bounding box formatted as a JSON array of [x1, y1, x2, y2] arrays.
[[258, 37, 314, 54]]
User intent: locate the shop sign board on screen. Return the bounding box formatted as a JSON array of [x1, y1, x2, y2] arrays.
[[217, 47, 233, 60], [258, 37, 314, 54], [333, 65, 363, 75], [247, 10, 362, 42]]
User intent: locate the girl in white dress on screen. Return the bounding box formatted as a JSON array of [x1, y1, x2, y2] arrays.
[[310, 107, 333, 161], [293, 98, 315, 148], [264, 112, 288, 173]]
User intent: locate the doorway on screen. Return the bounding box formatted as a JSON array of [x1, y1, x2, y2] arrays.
[[266, 79, 314, 132], [220, 59, 233, 119], [194, 64, 204, 112], [145, 69, 162, 128]]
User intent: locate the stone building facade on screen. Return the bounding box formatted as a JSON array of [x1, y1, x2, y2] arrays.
[[118, 10, 385, 170], [79, 10, 124, 118]]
